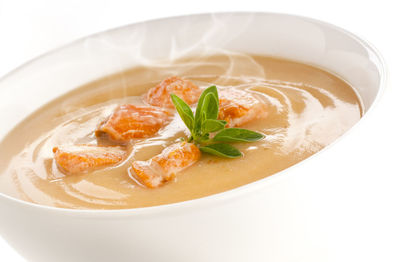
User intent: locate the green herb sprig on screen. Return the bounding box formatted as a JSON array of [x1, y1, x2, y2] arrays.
[[171, 86, 264, 158]]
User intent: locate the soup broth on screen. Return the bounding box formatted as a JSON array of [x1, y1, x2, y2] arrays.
[[0, 54, 362, 209]]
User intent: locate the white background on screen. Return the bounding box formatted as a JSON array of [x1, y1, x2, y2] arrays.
[[0, 0, 399, 261]]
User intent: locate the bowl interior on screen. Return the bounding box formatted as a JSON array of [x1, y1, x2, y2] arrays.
[[0, 12, 384, 203]]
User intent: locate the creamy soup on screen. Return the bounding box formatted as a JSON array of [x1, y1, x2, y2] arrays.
[[0, 54, 362, 209]]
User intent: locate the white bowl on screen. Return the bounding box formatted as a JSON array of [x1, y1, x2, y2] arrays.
[[0, 13, 385, 262]]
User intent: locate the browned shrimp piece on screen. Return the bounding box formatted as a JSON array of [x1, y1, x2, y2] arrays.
[[131, 142, 201, 188], [146, 76, 202, 108], [219, 88, 268, 127], [53, 145, 126, 175], [96, 104, 171, 143]]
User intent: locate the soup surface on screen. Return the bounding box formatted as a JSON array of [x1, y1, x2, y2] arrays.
[[0, 54, 362, 209]]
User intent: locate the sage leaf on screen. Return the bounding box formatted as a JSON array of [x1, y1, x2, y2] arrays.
[[195, 85, 218, 130], [200, 143, 242, 158], [170, 94, 194, 131], [172, 85, 265, 159], [213, 128, 264, 142], [203, 119, 227, 133], [202, 92, 219, 120]]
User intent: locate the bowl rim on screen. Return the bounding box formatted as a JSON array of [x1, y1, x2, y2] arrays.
[[0, 11, 387, 216]]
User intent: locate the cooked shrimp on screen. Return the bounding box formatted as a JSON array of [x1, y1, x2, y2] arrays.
[[146, 76, 202, 108], [131, 142, 201, 188], [96, 104, 171, 143], [53, 145, 126, 175], [219, 88, 268, 127]]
